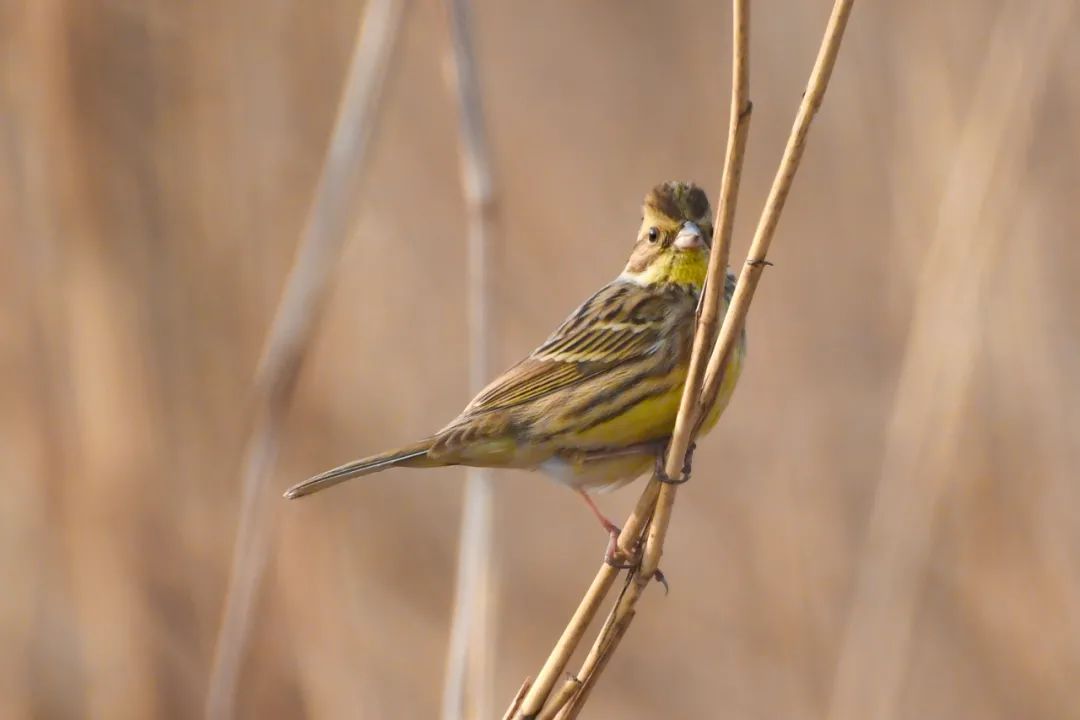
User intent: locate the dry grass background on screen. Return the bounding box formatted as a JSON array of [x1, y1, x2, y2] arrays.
[[3, 1, 1079, 718]]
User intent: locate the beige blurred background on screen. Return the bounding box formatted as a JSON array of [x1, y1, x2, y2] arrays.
[[3, 1, 1080, 718]]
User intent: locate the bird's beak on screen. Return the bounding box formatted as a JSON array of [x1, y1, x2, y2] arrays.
[[674, 221, 705, 251]]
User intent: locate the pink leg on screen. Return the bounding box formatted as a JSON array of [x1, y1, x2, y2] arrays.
[[576, 490, 670, 591], [576, 490, 632, 567], [577, 489, 620, 535]]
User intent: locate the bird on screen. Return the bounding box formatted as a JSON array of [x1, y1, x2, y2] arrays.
[[285, 181, 746, 565]]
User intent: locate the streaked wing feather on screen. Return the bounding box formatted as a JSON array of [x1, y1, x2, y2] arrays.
[[464, 282, 663, 413]]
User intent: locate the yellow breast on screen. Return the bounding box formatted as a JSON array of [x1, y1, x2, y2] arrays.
[[577, 334, 744, 447], [573, 366, 689, 447]]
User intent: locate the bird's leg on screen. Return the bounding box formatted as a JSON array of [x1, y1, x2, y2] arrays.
[[576, 490, 669, 592], [655, 441, 695, 485], [577, 490, 635, 568]]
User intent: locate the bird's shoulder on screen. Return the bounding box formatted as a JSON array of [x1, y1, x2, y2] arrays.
[[461, 279, 696, 415], [539, 279, 690, 346]]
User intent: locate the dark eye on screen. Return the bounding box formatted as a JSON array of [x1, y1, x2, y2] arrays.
[[647, 227, 659, 243]]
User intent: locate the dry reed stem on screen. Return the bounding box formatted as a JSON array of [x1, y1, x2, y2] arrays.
[[512, 0, 752, 708], [535, 676, 581, 720], [557, 605, 634, 720], [556, 0, 751, 711], [519, 0, 856, 715], [441, 0, 499, 718], [638, 0, 752, 578], [550, 578, 633, 720], [10, 5, 163, 715], [826, 4, 1074, 718], [6, 8, 85, 712], [699, 0, 852, 413], [539, 577, 636, 720], [203, 1, 407, 717], [511, 563, 621, 717], [502, 678, 533, 720]]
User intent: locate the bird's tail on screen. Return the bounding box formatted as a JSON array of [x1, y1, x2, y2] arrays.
[[283, 439, 439, 499]]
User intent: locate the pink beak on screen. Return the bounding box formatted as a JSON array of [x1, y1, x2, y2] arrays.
[[673, 222, 705, 251]]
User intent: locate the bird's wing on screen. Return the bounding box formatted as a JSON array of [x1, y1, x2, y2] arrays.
[[463, 280, 674, 414]]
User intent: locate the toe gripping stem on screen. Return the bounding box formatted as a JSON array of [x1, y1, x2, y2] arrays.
[[655, 441, 695, 485]]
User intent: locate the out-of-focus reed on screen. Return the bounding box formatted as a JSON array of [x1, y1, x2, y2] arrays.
[[2, 1, 1077, 717]]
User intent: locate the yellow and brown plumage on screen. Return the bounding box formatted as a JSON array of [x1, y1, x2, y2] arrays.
[[285, 181, 745, 550]]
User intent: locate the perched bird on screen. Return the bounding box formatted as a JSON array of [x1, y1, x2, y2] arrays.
[[285, 181, 745, 563]]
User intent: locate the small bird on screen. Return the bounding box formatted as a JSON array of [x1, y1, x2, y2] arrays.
[[285, 181, 745, 564]]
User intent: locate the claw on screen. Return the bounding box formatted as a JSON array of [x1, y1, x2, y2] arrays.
[[604, 531, 669, 592], [603, 528, 638, 569], [652, 568, 670, 594], [580, 490, 668, 584], [682, 441, 697, 479], [654, 449, 691, 485]]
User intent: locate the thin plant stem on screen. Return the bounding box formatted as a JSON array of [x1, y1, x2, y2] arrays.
[[825, 4, 1073, 718], [515, 0, 753, 712], [559, 0, 751, 710], [518, 0, 857, 715], [501, 678, 532, 720], [204, 1, 407, 717], [440, 0, 499, 718]]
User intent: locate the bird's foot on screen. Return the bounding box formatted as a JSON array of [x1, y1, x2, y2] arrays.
[[655, 441, 695, 485], [579, 489, 668, 590], [602, 527, 669, 592], [603, 526, 638, 569], [652, 568, 670, 594]]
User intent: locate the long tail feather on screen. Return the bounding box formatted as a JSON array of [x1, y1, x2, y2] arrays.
[[283, 439, 437, 499]]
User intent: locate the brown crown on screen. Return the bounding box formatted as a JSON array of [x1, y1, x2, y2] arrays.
[[643, 181, 711, 222]]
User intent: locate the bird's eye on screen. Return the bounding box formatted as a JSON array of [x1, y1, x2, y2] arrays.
[[647, 227, 660, 243]]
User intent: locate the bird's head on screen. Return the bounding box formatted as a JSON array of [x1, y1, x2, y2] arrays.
[[621, 181, 713, 289]]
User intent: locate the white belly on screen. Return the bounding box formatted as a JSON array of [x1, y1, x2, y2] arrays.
[[538, 453, 654, 493]]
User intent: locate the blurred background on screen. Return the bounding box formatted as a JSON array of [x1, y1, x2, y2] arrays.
[[3, 0, 1080, 718]]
